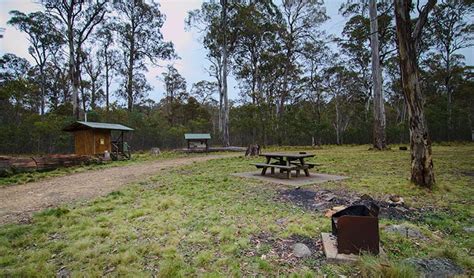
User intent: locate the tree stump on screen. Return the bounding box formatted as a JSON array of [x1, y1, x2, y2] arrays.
[[150, 147, 161, 156], [245, 144, 260, 157]]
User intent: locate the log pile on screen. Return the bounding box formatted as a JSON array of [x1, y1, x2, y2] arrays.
[[0, 154, 97, 176]]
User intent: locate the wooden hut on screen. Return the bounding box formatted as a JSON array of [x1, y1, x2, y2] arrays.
[[184, 133, 211, 152], [63, 121, 134, 158]]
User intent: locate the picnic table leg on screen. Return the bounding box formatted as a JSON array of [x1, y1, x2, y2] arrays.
[[300, 158, 310, 177], [286, 158, 292, 179], [296, 169, 300, 177], [259, 157, 271, 176], [271, 167, 275, 174], [278, 157, 284, 173]]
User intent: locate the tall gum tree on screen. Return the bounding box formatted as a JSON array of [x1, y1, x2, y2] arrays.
[[339, 0, 394, 149], [113, 0, 175, 112], [278, 0, 327, 144], [394, 0, 437, 187], [369, 0, 387, 150], [43, 0, 107, 120], [429, 0, 473, 139], [8, 11, 63, 115], [186, 1, 240, 146]]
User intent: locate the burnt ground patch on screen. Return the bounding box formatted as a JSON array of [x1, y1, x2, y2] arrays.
[[276, 188, 422, 221], [245, 232, 325, 270]]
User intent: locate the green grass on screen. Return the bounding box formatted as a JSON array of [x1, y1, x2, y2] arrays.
[[0, 151, 208, 187], [0, 144, 473, 276]]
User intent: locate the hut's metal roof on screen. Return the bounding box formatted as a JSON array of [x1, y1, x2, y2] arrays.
[[184, 133, 211, 140], [63, 121, 134, 132]]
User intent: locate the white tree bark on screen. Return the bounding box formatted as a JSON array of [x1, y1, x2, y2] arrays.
[[369, 0, 387, 150]]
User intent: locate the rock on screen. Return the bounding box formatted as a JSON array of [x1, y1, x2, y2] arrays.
[[292, 243, 311, 258], [57, 267, 71, 278], [150, 147, 161, 156], [399, 146, 408, 150], [385, 224, 426, 240], [463, 227, 474, 233], [322, 193, 336, 202], [404, 258, 463, 277], [388, 195, 404, 205], [275, 218, 287, 225]]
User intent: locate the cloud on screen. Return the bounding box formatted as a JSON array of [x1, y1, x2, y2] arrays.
[[0, 1, 44, 61]]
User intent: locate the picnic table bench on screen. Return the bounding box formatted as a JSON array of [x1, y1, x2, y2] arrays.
[[251, 152, 316, 179]]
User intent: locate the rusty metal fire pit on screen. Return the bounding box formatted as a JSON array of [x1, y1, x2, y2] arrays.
[[331, 203, 380, 255]]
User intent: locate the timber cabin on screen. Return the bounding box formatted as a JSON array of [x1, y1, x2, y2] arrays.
[[184, 133, 211, 152], [63, 121, 134, 159]]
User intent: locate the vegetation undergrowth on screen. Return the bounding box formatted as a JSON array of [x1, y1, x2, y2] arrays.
[[0, 144, 472, 276]]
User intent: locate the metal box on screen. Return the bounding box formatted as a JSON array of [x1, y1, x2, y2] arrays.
[[331, 204, 380, 255]]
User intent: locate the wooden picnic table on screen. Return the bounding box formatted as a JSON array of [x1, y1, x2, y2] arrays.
[[252, 152, 316, 179]]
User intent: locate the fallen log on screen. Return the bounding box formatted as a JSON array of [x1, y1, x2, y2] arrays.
[[0, 154, 98, 176]]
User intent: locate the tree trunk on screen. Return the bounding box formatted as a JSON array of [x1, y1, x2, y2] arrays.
[[68, 25, 79, 120], [105, 48, 110, 114], [445, 51, 452, 140], [39, 68, 46, 115], [334, 95, 341, 145], [369, 0, 387, 150], [127, 48, 134, 112], [394, 0, 435, 188], [221, 0, 230, 147]]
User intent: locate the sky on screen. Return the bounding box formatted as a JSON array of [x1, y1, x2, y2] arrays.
[[0, 0, 472, 103]]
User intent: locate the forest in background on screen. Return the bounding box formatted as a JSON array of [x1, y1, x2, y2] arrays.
[[0, 0, 472, 154]]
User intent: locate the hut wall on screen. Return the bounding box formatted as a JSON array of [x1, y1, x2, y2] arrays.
[[94, 130, 111, 154], [73, 129, 111, 155], [74, 130, 94, 155]]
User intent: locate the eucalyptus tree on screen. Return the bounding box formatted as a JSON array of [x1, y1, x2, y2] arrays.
[[277, 0, 328, 131], [114, 0, 175, 111], [322, 60, 360, 145], [394, 0, 437, 187], [162, 65, 187, 124], [83, 50, 104, 110], [220, 0, 231, 146], [301, 37, 330, 146], [113, 0, 175, 112], [187, 1, 241, 146], [231, 1, 282, 143], [191, 80, 218, 105], [96, 23, 119, 113], [429, 0, 473, 138], [42, 0, 108, 119], [8, 10, 63, 115], [338, 0, 395, 149], [369, 0, 386, 149], [0, 54, 38, 115]]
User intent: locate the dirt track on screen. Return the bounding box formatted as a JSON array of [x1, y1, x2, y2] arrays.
[[0, 154, 236, 225]]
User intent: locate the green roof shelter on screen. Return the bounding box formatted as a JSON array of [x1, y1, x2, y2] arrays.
[[184, 133, 211, 152]]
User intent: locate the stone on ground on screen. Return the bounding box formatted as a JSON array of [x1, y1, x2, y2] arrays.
[[403, 258, 463, 277], [463, 226, 474, 233], [384, 224, 426, 240], [292, 243, 311, 258]]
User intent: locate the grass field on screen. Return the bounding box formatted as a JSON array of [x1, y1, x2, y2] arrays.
[[0, 144, 473, 277]]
